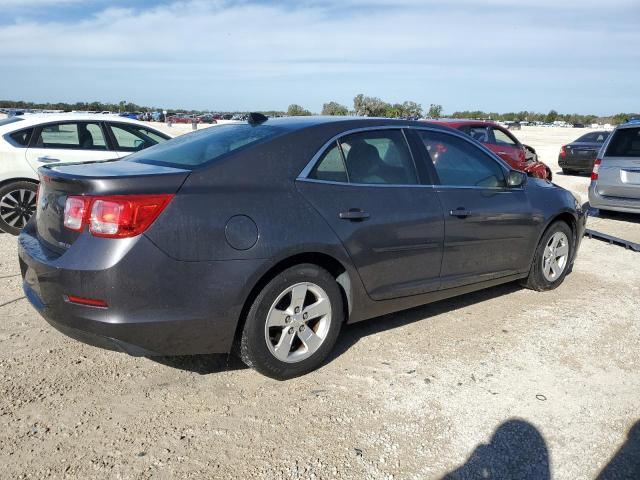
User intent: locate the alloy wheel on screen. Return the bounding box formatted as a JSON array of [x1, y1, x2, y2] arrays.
[[0, 188, 36, 229], [542, 231, 569, 282], [264, 282, 332, 363]]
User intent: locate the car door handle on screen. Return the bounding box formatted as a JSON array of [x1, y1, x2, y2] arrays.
[[339, 209, 370, 221], [449, 208, 470, 218], [37, 156, 60, 163]]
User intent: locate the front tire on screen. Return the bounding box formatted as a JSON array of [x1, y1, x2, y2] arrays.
[[0, 181, 38, 235], [239, 264, 343, 380], [521, 221, 573, 291]]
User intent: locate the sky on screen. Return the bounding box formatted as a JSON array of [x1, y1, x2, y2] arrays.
[[0, 0, 638, 115]]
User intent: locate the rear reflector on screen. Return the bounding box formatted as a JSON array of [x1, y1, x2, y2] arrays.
[[591, 158, 602, 180], [64, 194, 174, 238], [65, 295, 108, 308]]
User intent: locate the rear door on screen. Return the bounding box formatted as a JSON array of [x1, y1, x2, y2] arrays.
[[597, 126, 640, 199], [25, 121, 117, 171], [296, 128, 445, 300], [414, 128, 537, 289], [105, 122, 170, 158]]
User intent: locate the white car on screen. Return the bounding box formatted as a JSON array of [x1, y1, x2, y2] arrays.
[[0, 114, 171, 234]]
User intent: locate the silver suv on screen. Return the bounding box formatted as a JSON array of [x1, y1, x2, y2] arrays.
[[589, 119, 640, 213]]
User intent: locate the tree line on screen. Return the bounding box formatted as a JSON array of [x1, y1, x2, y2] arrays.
[[2, 97, 636, 125]]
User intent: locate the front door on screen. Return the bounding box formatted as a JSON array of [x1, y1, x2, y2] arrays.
[[297, 128, 444, 300], [415, 129, 537, 289], [25, 121, 117, 172]]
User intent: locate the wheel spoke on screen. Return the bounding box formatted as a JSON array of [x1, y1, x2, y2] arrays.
[[549, 259, 560, 278], [289, 284, 308, 312], [555, 244, 568, 257], [25, 190, 36, 205], [302, 298, 330, 321], [543, 259, 552, 277], [267, 308, 289, 328], [3, 210, 20, 226], [273, 328, 295, 361], [297, 327, 322, 353]]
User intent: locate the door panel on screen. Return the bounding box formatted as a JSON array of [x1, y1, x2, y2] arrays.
[[415, 129, 536, 289], [297, 181, 444, 299]]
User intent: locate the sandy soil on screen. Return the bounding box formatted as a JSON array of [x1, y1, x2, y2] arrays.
[[1, 120, 639, 479]]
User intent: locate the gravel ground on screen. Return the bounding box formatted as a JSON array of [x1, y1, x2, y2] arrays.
[[1, 124, 639, 479]]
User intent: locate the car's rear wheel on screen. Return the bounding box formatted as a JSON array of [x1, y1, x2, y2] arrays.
[[521, 221, 573, 291], [239, 264, 343, 380], [0, 181, 38, 235]]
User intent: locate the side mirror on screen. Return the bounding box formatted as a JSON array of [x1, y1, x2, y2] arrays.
[[507, 170, 527, 188]]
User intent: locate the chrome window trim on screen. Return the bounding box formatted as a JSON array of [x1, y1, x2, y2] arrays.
[[297, 177, 436, 188]]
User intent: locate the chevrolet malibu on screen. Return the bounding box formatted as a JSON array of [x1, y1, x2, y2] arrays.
[[19, 116, 586, 379]]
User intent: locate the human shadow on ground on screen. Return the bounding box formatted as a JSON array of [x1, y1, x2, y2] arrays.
[[442, 419, 550, 480], [597, 420, 640, 479]]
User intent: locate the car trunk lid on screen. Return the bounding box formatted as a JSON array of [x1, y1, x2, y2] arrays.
[[36, 159, 190, 253]]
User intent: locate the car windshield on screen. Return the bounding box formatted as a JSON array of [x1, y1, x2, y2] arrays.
[[0, 117, 24, 127], [125, 123, 286, 168]]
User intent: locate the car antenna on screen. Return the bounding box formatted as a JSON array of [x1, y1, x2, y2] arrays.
[[247, 112, 268, 125]]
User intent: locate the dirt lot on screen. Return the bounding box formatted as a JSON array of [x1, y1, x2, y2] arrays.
[[1, 124, 639, 479]]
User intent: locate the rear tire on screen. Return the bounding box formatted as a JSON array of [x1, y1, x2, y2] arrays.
[[521, 221, 573, 291], [0, 181, 38, 235], [239, 264, 343, 380]]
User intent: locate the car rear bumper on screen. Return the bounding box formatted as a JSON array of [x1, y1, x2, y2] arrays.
[[558, 156, 596, 172], [588, 183, 640, 213], [18, 222, 264, 356]]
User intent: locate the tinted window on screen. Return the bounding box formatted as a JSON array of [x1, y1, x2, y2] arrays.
[[109, 124, 168, 152], [418, 131, 506, 188], [339, 130, 417, 185], [467, 126, 490, 143], [34, 122, 107, 150], [0, 117, 23, 127], [125, 123, 285, 168], [492, 128, 517, 146], [576, 132, 609, 143], [309, 142, 348, 183], [9, 128, 33, 147], [605, 127, 640, 158]]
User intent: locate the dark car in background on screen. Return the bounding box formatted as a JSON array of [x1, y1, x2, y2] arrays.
[[559, 131, 610, 175], [424, 119, 551, 180], [18, 116, 585, 379]]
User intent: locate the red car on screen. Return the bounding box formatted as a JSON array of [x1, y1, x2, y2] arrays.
[[424, 120, 551, 180]]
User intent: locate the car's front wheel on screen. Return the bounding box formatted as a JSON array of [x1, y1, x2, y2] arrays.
[[0, 181, 38, 235], [522, 221, 573, 291], [239, 264, 343, 380]]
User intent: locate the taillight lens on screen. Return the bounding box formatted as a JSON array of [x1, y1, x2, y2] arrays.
[[559, 146, 566, 158], [63, 196, 91, 231], [591, 158, 602, 181], [64, 194, 173, 238]]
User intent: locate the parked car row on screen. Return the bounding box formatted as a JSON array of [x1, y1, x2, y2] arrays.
[[17, 115, 586, 379]]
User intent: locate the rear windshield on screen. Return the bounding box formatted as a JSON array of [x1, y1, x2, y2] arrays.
[[605, 127, 640, 158], [0, 117, 24, 127], [125, 123, 286, 168], [576, 131, 609, 143]]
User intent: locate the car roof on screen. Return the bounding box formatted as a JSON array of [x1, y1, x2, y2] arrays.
[[0, 113, 151, 133], [617, 119, 640, 130], [250, 116, 457, 132], [422, 118, 500, 128]]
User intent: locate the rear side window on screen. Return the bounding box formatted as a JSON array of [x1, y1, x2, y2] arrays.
[[9, 128, 33, 147], [125, 124, 285, 168], [109, 124, 168, 152], [310, 142, 348, 183], [34, 122, 107, 150], [417, 130, 506, 188], [605, 127, 640, 157]]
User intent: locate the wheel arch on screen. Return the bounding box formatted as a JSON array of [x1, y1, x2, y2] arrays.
[[0, 177, 39, 189], [233, 251, 354, 346]]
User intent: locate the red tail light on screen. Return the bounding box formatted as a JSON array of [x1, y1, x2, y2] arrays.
[[591, 158, 602, 180], [65, 295, 108, 308], [63, 194, 174, 238], [559, 146, 566, 158]]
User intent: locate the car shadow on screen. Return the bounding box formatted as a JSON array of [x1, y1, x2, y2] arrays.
[[328, 281, 522, 363], [555, 170, 590, 177], [149, 353, 248, 374], [441, 419, 550, 479], [588, 207, 640, 225]]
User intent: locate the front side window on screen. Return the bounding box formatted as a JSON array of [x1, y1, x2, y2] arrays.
[[418, 131, 506, 188], [109, 124, 168, 152], [491, 128, 517, 146], [605, 127, 640, 157], [34, 122, 107, 150]]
